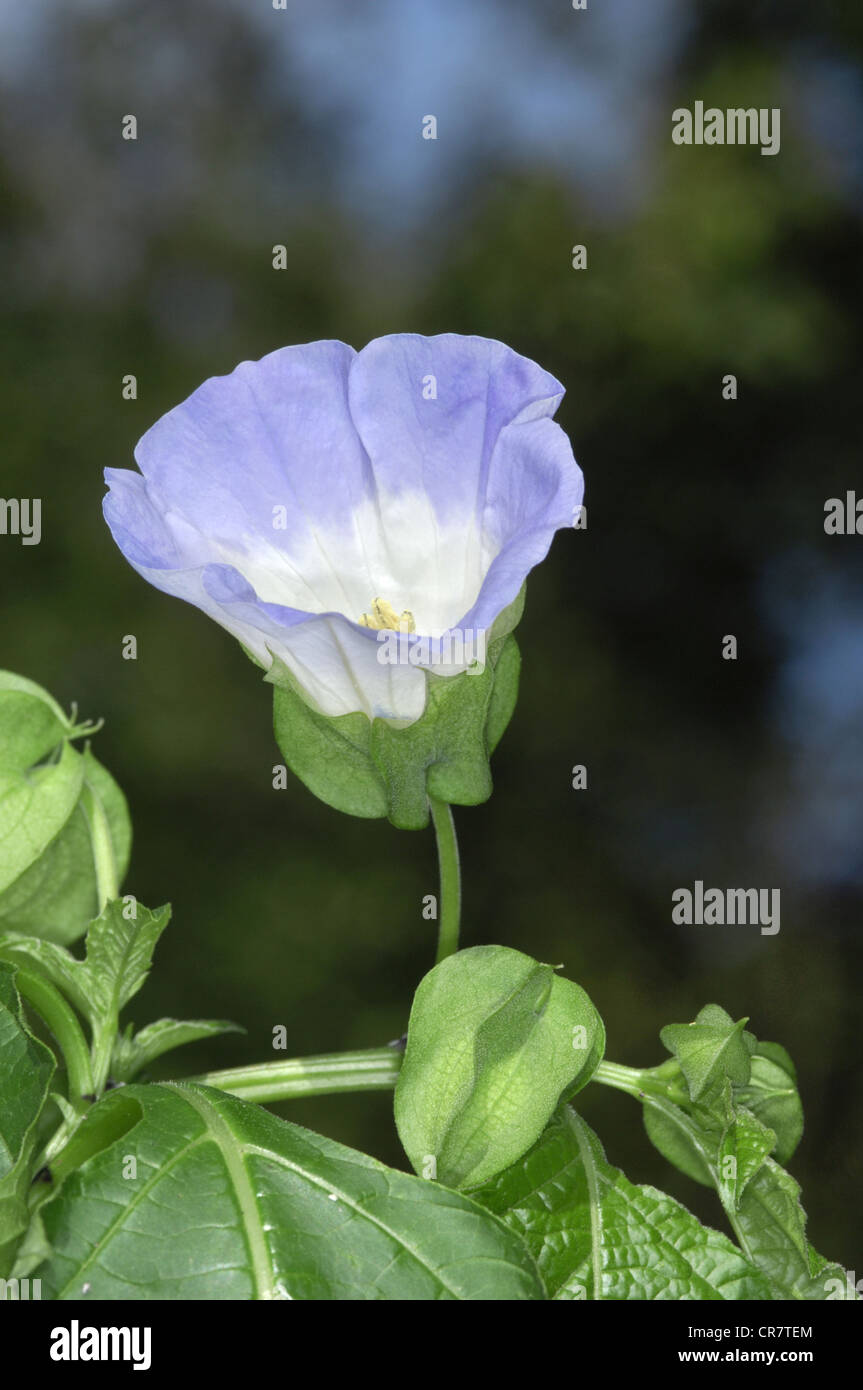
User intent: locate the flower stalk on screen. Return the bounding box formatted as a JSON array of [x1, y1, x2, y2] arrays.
[[429, 796, 461, 963]]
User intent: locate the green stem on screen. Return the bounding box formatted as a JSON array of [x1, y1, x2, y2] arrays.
[[16, 970, 94, 1099], [186, 1047, 402, 1103], [429, 795, 461, 963], [593, 1059, 689, 1106], [89, 1023, 117, 1097], [592, 1060, 648, 1097]]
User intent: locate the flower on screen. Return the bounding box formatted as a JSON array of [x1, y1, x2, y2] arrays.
[[104, 334, 582, 725]]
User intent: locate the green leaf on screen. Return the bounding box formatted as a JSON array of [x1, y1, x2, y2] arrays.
[[731, 1160, 856, 1300], [111, 1017, 244, 1082], [0, 965, 55, 1178], [394, 945, 605, 1189], [660, 1004, 753, 1102], [269, 590, 526, 829], [474, 1108, 775, 1300], [643, 1095, 716, 1187], [0, 751, 131, 945], [639, 1093, 855, 1299], [0, 1146, 41, 1280], [736, 1042, 803, 1165], [0, 900, 169, 1023], [647, 1072, 775, 1211], [717, 1104, 777, 1209], [9, 1210, 52, 1280], [33, 1082, 544, 1301], [78, 899, 171, 1018], [803, 1247, 860, 1301], [0, 934, 84, 1015], [0, 900, 171, 1092], [0, 964, 55, 1275]]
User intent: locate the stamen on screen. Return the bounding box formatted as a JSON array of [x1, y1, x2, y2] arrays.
[[359, 597, 416, 633]]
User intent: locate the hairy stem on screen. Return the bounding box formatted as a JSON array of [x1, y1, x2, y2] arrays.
[[187, 1047, 403, 1103]]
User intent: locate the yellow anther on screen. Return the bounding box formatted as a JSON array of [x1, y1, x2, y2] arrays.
[[359, 597, 416, 633]]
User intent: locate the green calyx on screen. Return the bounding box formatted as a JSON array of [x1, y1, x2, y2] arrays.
[[268, 588, 525, 829]]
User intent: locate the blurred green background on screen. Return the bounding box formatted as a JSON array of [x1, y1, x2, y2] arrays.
[[2, 1, 862, 1264]]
